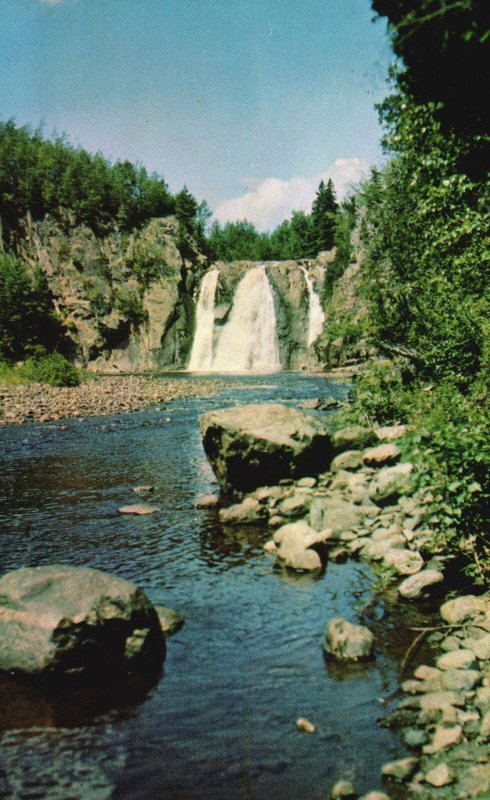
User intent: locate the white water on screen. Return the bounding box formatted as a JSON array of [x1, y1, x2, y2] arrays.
[[211, 265, 281, 372], [301, 266, 325, 346], [187, 269, 220, 371]]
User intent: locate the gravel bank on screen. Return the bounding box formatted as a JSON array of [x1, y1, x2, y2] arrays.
[[0, 375, 233, 425]]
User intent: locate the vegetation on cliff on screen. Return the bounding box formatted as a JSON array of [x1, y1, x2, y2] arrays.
[[323, 1, 490, 581]]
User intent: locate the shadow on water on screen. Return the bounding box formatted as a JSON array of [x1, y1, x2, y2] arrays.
[[0, 374, 426, 800]]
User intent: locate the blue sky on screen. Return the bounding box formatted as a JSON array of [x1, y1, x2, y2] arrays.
[[0, 0, 393, 229]]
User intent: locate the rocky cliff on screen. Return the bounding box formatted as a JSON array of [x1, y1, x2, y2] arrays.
[[19, 214, 204, 371]]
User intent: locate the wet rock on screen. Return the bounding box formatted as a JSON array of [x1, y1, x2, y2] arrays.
[[383, 548, 424, 575], [273, 520, 332, 571], [219, 497, 264, 525], [369, 463, 414, 505], [118, 503, 161, 515], [0, 565, 164, 681], [361, 536, 406, 561], [436, 649, 476, 670], [423, 723, 462, 753], [333, 426, 376, 451], [440, 595, 488, 625], [133, 485, 154, 494], [323, 618, 374, 661], [475, 686, 490, 714], [277, 491, 313, 518], [330, 779, 357, 799], [358, 793, 391, 800], [381, 757, 418, 781], [195, 494, 220, 509], [424, 763, 454, 787], [363, 444, 401, 468], [199, 403, 334, 493], [419, 691, 464, 713], [398, 569, 444, 599], [297, 476, 317, 488], [309, 497, 362, 534], [296, 717, 315, 733], [155, 606, 185, 635], [441, 635, 462, 652], [460, 763, 490, 797], [331, 450, 363, 472]]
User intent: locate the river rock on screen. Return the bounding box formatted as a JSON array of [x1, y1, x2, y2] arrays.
[[383, 548, 424, 575], [423, 723, 462, 753], [273, 520, 332, 571], [155, 605, 185, 635], [398, 569, 444, 599], [195, 494, 220, 509], [330, 450, 363, 471], [118, 503, 161, 515], [440, 668, 481, 691], [309, 497, 362, 533], [358, 793, 391, 800], [333, 426, 376, 451], [436, 649, 476, 671], [480, 710, 490, 738], [424, 763, 454, 787], [199, 403, 334, 493], [381, 757, 418, 781], [363, 444, 401, 468], [440, 595, 488, 625], [330, 779, 357, 799], [464, 633, 490, 660], [219, 496, 264, 525], [369, 463, 414, 504], [374, 425, 408, 442], [323, 618, 374, 661], [0, 565, 165, 681]]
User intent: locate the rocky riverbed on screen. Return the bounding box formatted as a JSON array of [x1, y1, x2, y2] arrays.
[[198, 407, 490, 799], [0, 375, 233, 425]]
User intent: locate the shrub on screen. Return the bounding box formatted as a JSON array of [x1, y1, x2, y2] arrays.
[[23, 353, 80, 387]]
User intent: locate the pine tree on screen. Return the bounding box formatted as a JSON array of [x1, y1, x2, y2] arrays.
[[310, 179, 338, 254]]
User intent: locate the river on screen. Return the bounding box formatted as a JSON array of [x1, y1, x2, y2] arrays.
[[0, 373, 419, 800]]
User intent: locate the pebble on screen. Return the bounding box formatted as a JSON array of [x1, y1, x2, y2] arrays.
[[118, 503, 161, 515], [296, 717, 315, 733], [381, 757, 418, 781], [330, 779, 356, 799]]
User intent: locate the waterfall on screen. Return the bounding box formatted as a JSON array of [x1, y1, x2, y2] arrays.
[[187, 269, 220, 371], [301, 266, 325, 346], [212, 265, 281, 372]]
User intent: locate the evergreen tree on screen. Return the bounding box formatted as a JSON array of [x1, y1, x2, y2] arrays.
[[310, 179, 338, 254]]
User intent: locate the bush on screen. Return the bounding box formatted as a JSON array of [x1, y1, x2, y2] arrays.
[[23, 353, 80, 387]]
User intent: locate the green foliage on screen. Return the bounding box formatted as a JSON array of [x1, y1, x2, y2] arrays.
[[269, 211, 315, 259], [359, 90, 490, 386], [0, 120, 175, 241], [371, 0, 490, 175], [113, 286, 147, 329], [0, 353, 80, 387], [0, 253, 65, 361], [206, 220, 273, 261], [310, 178, 338, 253]]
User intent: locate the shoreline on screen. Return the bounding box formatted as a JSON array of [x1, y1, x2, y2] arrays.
[[0, 375, 237, 425]]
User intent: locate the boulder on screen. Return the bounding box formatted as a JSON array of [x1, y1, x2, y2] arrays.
[[323, 618, 374, 661], [219, 496, 265, 525], [0, 565, 165, 682], [374, 425, 408, 442], [273, 520, 333, 571], [199, 404, 334, 493], [398, 569, 444, 599], [155, 605, 185, 636], [330, 450, 363, 472], [118, 503, 161, 515], [369, 463, 414, 504], [383, 548, 424, 575], [440, 595, 488, 625], [333, 426, 376, 451], [362, 444, 401, 468], [381, 757, 418, 781]]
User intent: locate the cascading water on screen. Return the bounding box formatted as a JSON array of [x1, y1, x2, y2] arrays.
[[211, 265, 281, 372], [187, 269, 220, 371], [301, 266, 325, 346]]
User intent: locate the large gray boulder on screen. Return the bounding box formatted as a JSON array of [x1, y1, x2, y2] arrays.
[[199, 403, 334, 493], [0, 565, 165, 682]]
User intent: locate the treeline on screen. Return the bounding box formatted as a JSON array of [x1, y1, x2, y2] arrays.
[[207, 178, 343, 262], [331, 0, 490, 579]]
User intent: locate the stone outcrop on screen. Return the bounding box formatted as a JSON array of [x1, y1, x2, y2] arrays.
[[199, 403, 334, 493], [0, 565, 165, 682], [19, 214, 202, 371]]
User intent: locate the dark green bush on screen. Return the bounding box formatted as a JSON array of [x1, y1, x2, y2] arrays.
[[23, 353, 80, 387]]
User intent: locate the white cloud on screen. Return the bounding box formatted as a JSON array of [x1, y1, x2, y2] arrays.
[[213, 158, 369, 232], [39, 0, 66, 5]]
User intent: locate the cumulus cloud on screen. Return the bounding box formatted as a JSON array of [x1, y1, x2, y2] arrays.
[[213, 158, 369, 231]]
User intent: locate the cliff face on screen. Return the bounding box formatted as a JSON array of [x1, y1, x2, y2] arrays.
[[19, 214, 203, 371]]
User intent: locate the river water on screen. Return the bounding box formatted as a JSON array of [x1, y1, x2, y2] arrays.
[[0, 374, 419, 800]]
